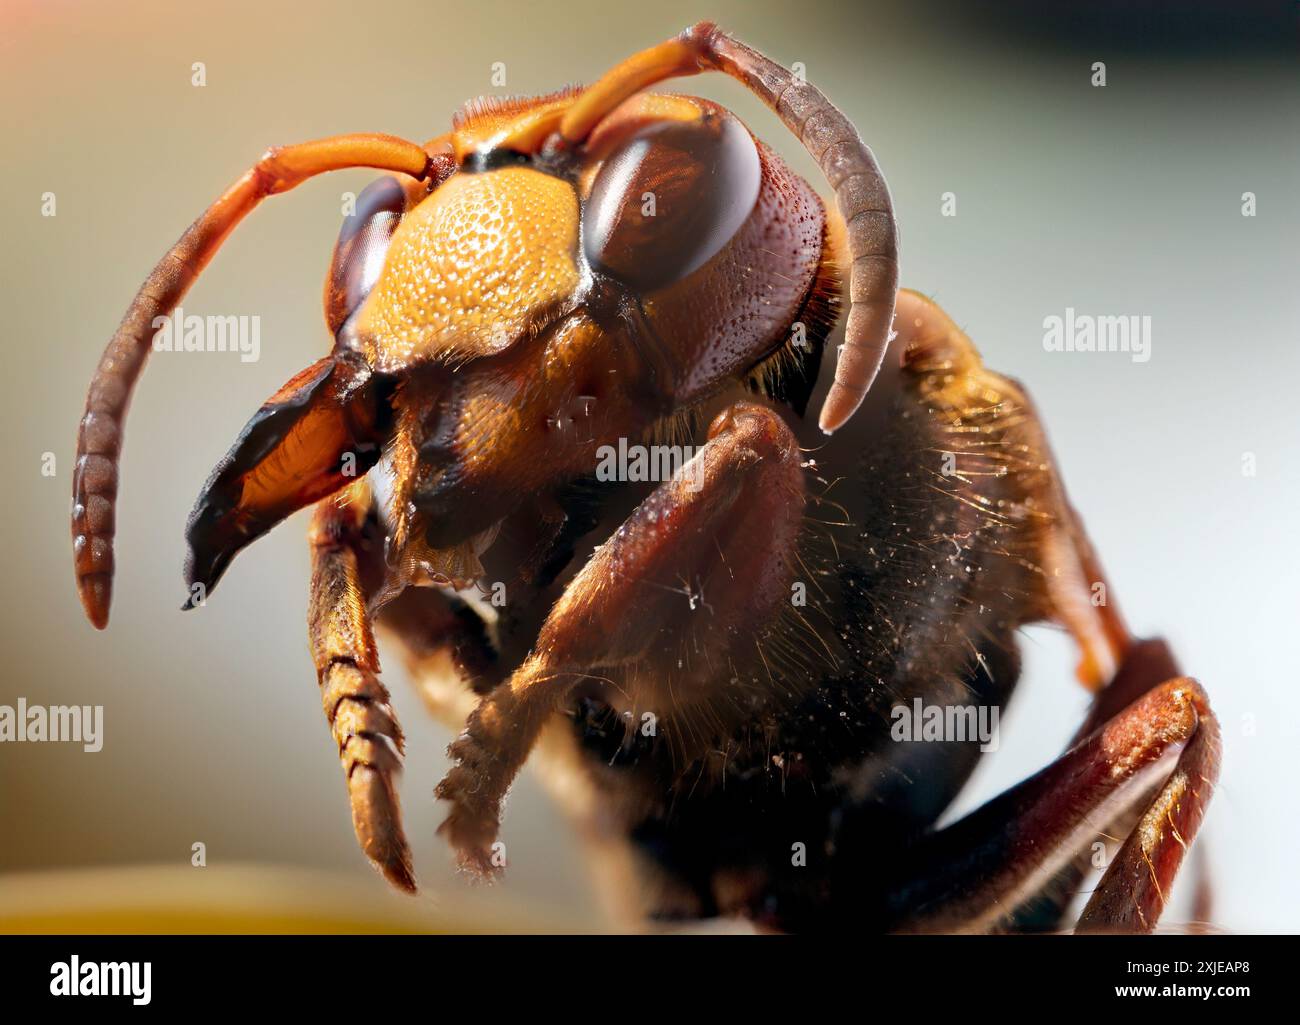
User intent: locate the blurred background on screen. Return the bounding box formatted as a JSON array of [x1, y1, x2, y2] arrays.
[[0, 0, 1296, 932]]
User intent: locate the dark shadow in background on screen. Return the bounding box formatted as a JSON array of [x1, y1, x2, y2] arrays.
[[902, 0, 1299, 56]]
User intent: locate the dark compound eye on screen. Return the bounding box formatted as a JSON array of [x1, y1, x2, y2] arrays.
[[582, 114, 761, 294], [324, 175, 407, 336]]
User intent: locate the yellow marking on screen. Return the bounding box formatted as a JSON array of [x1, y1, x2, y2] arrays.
[[355, 167, 580, 371]]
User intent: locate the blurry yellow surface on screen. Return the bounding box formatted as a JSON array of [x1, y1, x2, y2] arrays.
[[0, 863, 586, 934]]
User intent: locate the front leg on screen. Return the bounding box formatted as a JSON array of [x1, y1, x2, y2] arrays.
[[435, 401, 807, 874], [308, 479, 415, 891]]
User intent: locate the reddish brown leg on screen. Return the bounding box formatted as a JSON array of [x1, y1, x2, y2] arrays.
[[1003, 638, 1183, 930], [1070, 638, 1182, 744], [435, 401, 807, 875], [308, 480, 415, 891], [1076, 682, 1221, 932], [889, 668, 1220, 934]]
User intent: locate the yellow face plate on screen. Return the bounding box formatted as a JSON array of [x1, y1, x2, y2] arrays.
[[355, 166, 580, 373]]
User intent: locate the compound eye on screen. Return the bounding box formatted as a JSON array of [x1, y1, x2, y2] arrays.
[[582, 114, 761, 294], [325, 175, 406, 336]]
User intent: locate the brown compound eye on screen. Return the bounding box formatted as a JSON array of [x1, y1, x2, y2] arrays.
[[324, 175, 407, 336], [582, 114, 761, 294]]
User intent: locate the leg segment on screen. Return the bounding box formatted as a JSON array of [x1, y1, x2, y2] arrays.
[[308, 480, 415, 891], [436, 401, 807, 874], [1076, 681, 1221, 931], [1002, 638, 1182, 931], [887, 671, 1220, 933], [73, 134, 439, 629]]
